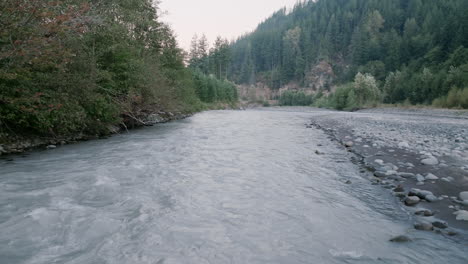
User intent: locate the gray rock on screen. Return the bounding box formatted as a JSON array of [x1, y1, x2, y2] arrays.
[[393, 185, 405, 193], [345, 141, 354, 147], [425, 173, 439, 180], [46, 145, 57, 149], [425, 194, 439, 202], [421, 156, 439, 166], [415, 210, 434, 217], [432, 221, 448, 229], [459, 191, 468, 202], [414, 222, 434, 231], [405, 196, 420, 206], [398, 141, 410, 148], [390, 235, 412, 243], [394, 192, 406, 198], [416, 174, 425, 182], [374, 171, 387, 178], [398, 172, 415, 178]]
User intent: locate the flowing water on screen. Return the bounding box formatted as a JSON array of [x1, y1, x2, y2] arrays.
[[1, 108, 467, 264]]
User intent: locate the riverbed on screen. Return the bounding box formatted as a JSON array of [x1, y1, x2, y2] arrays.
[[1, 108, 467, 263]]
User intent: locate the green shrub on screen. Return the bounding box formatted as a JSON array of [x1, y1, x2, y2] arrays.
[[433, 87, 468, 109], [279, 91, 314, 106]]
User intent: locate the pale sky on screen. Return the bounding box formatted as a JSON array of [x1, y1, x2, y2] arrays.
[[159, 0, 300, 51]]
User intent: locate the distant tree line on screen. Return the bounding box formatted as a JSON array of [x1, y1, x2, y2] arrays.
[[0, 0, 237, 141], [203, 0, 468, 109]]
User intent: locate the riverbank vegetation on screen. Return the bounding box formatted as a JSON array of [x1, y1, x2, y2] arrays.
[[202, 0, 468, 109], [0, 0, 237, 143], [278, 91, 314, 106]]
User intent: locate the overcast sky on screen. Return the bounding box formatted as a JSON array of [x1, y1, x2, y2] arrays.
[[159, 0, 300, 51]]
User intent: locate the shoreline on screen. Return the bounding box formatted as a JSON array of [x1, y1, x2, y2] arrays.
[[0, 111, 192, 157], [308, 108, 468, 236]]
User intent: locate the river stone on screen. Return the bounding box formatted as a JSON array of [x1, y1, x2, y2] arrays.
[[432, 221, 448, 229], [405, 196, 420, 206], [390, 235, 412, 243], [393, 185, 405, 193], [375, 159, 384, 165], [453, 210, 468, 221], [425, 194, 439, 202], [47, 145, 57, 149], [394, 192, 406, 198], [421, 156, 439, 165], [425, 173, 439, 180], [459, 191, 468, 201], [345, 141, 354, 147], [398, 141, 410, 149], [416, 174, 425, 182], [415, 210, 434, 217], [414, 222, 434, 231], [398, 172, 415, 178], [374, 171, 387, 178]]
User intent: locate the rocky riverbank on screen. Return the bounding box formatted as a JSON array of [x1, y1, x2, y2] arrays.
[[0, 111, 192, 156], [308, 107, 468, 236]]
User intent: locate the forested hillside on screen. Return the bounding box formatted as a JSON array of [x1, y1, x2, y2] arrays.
[[201, 0, 468, 109], [0, 0, 237, 144]]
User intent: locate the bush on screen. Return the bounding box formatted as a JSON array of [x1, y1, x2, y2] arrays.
[[433, 87, 468, 109], [279, 91, 314, 106]]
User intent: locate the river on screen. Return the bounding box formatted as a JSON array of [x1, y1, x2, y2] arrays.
[[1, 108, 467, 264]]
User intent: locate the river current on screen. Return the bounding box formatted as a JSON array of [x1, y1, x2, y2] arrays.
[[1, 108, 467, 263]]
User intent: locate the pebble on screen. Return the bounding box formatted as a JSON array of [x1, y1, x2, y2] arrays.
[[398, 142, 410, 148], [421, 156, 439, 165], [425, 194, 439, 202], [46, 145, 57, 149], [390, 235, 412, 243], [414, 222, 434, 231], [416, 174, 425, 182], [432, 221, 448, 229], [374, 159, 384, 165], [374, 171, 387, 178], [415, 210, 434, 217], [345, 141, 354, 147], [405, 196, 420, 206], [398, 172, 415, 178], [459, 191, 468, 201], [453, 210, 468, 221], [425, 173, 439, 180]]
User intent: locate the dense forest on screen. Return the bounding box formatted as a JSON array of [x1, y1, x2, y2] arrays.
[[198, 0, 468, 109], [0, 0, 237, 143]]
